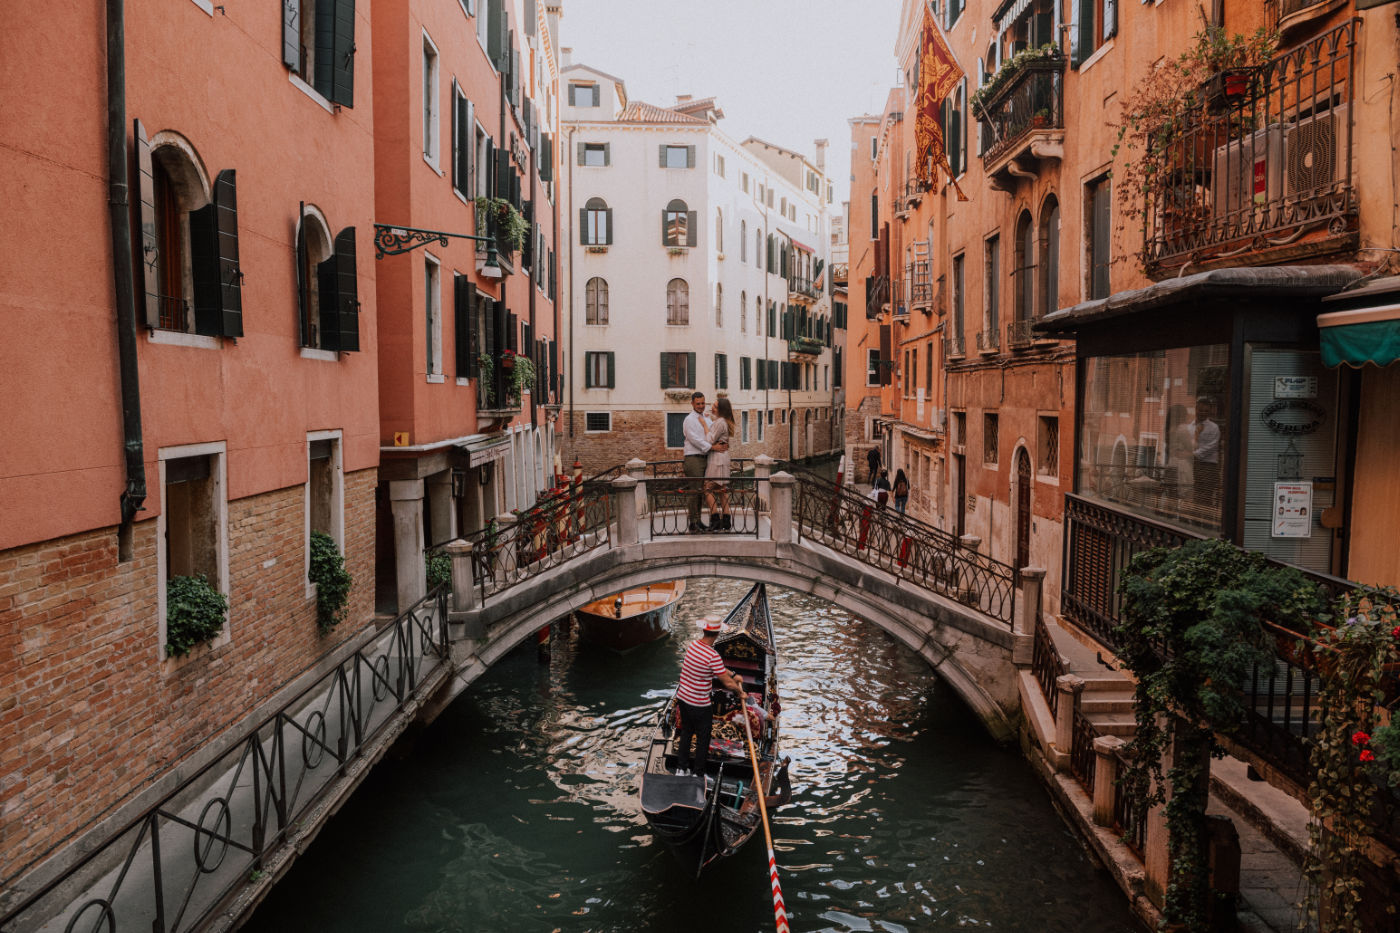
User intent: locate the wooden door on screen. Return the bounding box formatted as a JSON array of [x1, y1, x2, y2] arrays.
[[1015, 448, 1032, 572], [953, 453, 966, 538]]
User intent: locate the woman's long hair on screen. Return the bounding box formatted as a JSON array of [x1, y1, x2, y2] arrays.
[[894, 468, 909, 491], [715, 396, 736, 436]]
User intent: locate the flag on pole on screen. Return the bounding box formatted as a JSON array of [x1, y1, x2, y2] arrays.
[[914, 2, 969, 201]]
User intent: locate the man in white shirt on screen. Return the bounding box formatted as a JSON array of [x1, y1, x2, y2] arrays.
[[1191, 395, 1221, 511], [683, 392, 725, 531]]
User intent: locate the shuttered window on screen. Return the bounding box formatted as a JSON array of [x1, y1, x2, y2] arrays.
[[284, 0, 356, 107], [1089, 178, 1111, 300], [740, 357, 752, 390], [662, 199, 696, 247], [585, 352, 614, 388], [659, 145, 695, 168], [585, 277, 608, 324], [568, 83, 600, 107], [666, 279, 689, 325], [454, 274, 475, 379], [189, 169, 243, 338], [659, 352, 695, 389], [581, 198, 611, 245], [715, 353, 728, 390], [578, 142, 609, 166], [451, 82, 473, 196]]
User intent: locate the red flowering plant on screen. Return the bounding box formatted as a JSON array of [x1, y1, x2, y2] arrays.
[[1304, 592, 1400, 931]]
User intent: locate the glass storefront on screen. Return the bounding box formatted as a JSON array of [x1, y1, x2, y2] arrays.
[[1077, 345, 1230, 532]]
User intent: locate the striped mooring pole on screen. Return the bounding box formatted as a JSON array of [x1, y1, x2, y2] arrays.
[[740, 708, 789, 933]]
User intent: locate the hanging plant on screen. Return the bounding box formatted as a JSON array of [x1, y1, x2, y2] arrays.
[[166, 574, 228, 657], [1116, 538, 1327, 932], [1303, 593, 1400, 932], [477, 352, 495, 406], [425, 548, 451, 590], [969, 43, 1063, 114], [308, 530, 352, 634], [507, 351, 537, 402], [474, 196, 529, 252]]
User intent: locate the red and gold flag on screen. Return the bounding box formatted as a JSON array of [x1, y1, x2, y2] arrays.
[[914, 2, 968, 200]]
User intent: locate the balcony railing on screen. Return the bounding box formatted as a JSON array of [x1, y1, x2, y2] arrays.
[[865, 274, 889, 318], [976, 328, 1000, 352], [944, 332, 966, 359], [477, 204, 516, 272], [976, 51, 1066, 168], [1143, 21, 1359, 275], [476, 354, 523, 414], [906, 260, 932, 308], [1007, 317, 1035, 347], [788, 274, 818, 299], [787, 335, 824, 357]]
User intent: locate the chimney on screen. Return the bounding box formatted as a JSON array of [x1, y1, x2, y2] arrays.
[[676, 94, 692, 103], [560, 46, 572, 67], [813, 139, 829, 172]]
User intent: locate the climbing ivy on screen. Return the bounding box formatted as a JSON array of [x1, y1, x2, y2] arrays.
[[308, 530, 352, 634]]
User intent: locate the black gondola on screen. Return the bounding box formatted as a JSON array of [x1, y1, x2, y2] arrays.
[[640, 582, 791, 876]]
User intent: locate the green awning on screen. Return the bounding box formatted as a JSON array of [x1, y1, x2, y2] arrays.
[[1317, 303, 1400, 368]]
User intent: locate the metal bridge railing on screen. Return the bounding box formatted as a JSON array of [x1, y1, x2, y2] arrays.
[[645, 476, 762, 537], [0, 589, 449, 933], [465, 484, 614, 604], [789, 471, 1018, 626]]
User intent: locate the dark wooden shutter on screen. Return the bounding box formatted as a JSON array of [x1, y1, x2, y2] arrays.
[[333, 227, 359, 351], [454, 274, 473, 378], [483, 296, 497, 358], [487, 0, 503, 68], [660, 353, 670, 389], [687, 351, 697, 388], [188, 169, 242, 338], [579, 208, 588, 244], [521, 200, 534, 268], [453, 85, 469, 193], [314, 0, 355, 106], [494, 148, 511, 199], [567, 84, 576, 106], [539, 133, 553, 181], [602, 143, 610, 166], [879, 324, 892, 385], [658, 145, 666, 168], [603, 208, 613, 244], [1091, 182, 1111, 299], [686, 211, 696, 247], [316, 253, 340, 351], [296, 203, 310, 345], [134, 120, 160, 328], [283, 0, 301, 71], [505, 309, 517, 351], [757, 358, 766, 390], [686, 145, 695, 168], [660, 210, 668, 245], [577, 140, 586, 165], [605, 351, 613, 388]]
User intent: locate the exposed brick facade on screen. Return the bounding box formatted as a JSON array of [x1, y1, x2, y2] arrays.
[[560, 406, 839, 475], [0, 468, 376, 885]]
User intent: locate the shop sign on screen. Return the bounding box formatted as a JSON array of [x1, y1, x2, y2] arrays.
[[1272, 481, 1313, 538], [1261, 399, 1327, 435], [468, 443, 510, 467], [1273, 376, 1318, 399]]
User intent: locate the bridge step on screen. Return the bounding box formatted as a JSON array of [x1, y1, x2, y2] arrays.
[[1081, 694, 1135, 714], [1084, 711, 1138, 737]]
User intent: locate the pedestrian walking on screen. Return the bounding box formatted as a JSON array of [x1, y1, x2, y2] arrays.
[[893, 468, 910, 514], [867, 445, 882, 485]]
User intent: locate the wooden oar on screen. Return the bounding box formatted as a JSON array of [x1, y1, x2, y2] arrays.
[[739, 705, 789, 933]]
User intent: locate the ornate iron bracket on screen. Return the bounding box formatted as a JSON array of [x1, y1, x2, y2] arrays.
[[373, 224, 499, 270]]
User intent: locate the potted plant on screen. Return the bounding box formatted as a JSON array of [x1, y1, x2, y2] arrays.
[[499, 348, 517, 371], [166, 574, 228, 657], [474, 196, 529, 252], [425, 547, 451, 590], [308, 530, 352, 633], [508, 352, 537, 402], [477, 352, 495, 405]]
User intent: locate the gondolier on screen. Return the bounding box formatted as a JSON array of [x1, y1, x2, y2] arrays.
[[674, 615, 746, 776]]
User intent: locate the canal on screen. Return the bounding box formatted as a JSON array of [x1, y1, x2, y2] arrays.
[[247, 578, 1141, 932]]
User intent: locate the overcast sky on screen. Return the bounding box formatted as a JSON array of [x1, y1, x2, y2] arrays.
[[556, 0, 904, 210]]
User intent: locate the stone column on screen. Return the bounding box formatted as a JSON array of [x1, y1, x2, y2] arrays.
[[427, 471, 456, 546], [612, 475, 639, 546], [754, 454, 775, 514], [390, 479, 425, 612], [626, 458, 647, 518], [1052, 673, 1085, 772], [1092, 735, 1126, 826], [958, 533, 982, 553], [1016, 566, 1046, 638], [492, 512, 519, 585], [770, 471, 795, 544], [443, 538, 477, 612]]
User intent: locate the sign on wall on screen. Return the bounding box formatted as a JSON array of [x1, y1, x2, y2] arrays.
[[1272, 481, 1313, 538]]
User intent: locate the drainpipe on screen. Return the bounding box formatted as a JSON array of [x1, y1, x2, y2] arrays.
[[108, 0, 146, 538], [565, 123, 575, 440]]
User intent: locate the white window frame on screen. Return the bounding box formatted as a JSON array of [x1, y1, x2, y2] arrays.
[[422, 31, 441, 169], [425, 252, 443, 379], [585, 411, 612, 433], [867, 348, 881, 386], [662, 145, 689, 168], [304, 430, 345, 599], [582, 142, 607, 167], [156, 440, 230, 661]]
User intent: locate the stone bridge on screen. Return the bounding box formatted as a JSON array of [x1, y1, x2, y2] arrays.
[[429, 462, 1046, 741]]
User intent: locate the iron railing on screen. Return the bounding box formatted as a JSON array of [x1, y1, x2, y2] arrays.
[[477, 203, 516, 270], [1032, 613, 1068, 719], [645, 476, 762, 537], [155, 294, 189, 332], [0, 590, 449, 933], [788, 335, 824, 357], [476, 355, 521, 413], [945, 332, 966, 359], [1111, 748, 1148, 856], [1143, 20, 1359, 273], [466, 484, 614, 603], [791, 471, 1018, 625], [977, 53, 1067, 166], [1007, 317, 1035, 347], [976, 328, 1000, 352], [1070, 703, 1100, 794], [906, 260, 932, 308], [865, 274, 889, 317]]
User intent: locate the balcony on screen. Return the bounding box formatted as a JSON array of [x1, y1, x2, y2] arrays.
[[865, 274, 889, 319], [976, 328, 1000, 353], [787, 335, 824, 359], [476, 203, 516, 274], [1141, 21, 1359, 277], [975, 48, 1066, 189], [891, 279, 908, 319], [476, 353, 524, 418], [1006, 318, 1035, 348], [788, 274, 819, 301], [944, 332, 965, 360], [906, 260, 932, 311]]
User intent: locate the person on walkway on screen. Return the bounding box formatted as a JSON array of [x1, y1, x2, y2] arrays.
[[867, 445, 882, 485], [704, 397, 736, 530], [869, 468, 891, 509], [674, 616, 746, 777], [893, 468, 910, 514], [683, 392, 725, 532], [1190, 396, 1221, 514]]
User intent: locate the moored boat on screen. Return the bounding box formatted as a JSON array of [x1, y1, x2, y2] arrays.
[[639, 582, 791, 876], [576, 580, 686, 652]]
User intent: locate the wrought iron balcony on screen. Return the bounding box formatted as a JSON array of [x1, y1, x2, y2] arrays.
[[975, 49, 1066, 186], [476, 204, 516, 273], [1142, 21, 1359, 277], [787, 335, 825, 358], [788, 274, 818, 300], [865, 274, 889, 319], [976, 328, 1000, 353], [906, 260, 932, 309], [1007, 318, 1035, 348], [944, 332, 965, 359]]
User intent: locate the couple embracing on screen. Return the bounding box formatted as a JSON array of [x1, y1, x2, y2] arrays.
[[681, 391, 736, 532]]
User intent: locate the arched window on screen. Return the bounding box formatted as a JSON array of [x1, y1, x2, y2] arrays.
[[756, 229, 763, 268], [715, 208, 724, 253], [296, 206, 332, 346], [740, 220, 747, 261], [585, 276, 608, 325], [740, 290, 747, 333], [715, 282, 723, 326], [663, 198, 694, 247], [1013, 209, 1036, 327], [582, 197, 611, 245], [756, 295, 763, 335], [666, 278, 689, 325], [1038, 196, 1060, 318]]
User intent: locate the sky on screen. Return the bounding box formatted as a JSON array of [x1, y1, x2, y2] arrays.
[[555, 0, 905, 210]]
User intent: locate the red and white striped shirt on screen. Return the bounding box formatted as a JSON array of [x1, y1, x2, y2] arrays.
[[677, 639, 728, 706]]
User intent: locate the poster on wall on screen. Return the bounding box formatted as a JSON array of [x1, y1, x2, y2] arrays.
[[1272, 481, 1313, 538]]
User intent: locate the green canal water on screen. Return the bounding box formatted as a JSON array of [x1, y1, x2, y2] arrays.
[[247, 578, 1142, 932]]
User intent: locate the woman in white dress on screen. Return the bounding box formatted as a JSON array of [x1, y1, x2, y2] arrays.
[[704, 397, 736, 530]]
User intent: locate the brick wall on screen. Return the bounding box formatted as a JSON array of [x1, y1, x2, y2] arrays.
[[0, 467, 376, 886]]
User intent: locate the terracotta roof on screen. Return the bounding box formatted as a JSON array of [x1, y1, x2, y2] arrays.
[[617, 100, 709, 124]]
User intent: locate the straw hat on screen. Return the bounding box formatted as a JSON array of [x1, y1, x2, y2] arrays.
[[701, 615, 723, 633]]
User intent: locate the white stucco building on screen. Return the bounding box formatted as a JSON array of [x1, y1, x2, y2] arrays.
[[557, 60, 844, 470]]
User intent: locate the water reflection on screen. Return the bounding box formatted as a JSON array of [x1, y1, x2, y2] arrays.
[[247, 578, 1140, 932]]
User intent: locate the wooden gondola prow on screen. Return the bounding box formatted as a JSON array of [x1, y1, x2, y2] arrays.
[[741, 711, 789, 933]]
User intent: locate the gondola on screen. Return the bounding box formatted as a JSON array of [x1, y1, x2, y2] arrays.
[[640, 582, 792, 876], [575, 580, 686, 652]]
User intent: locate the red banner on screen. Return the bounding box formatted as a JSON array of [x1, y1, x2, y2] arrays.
[[914, 4, 967, 199]]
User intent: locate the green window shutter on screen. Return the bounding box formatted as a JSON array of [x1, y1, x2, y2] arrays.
[[579, 208, 588, 243], [322, 0, 356, 107], [607, 351, 615, 388], [577, 140, 586, 165], [687, 211, 697, 247], [283, 0, 301, 71], [661, 209, 668, 245], [603, 143, 610, 166], [687, 351, 696, 388], [188, 170, 242, 338], [315, 252, 340, 352], [134, 120, 159, 328], [660, 353, 670, 389], [658, 145, 666, 168], [585, 352, 594, 388], [296, 203, 309, 345], [454, 273, 473, 378], [332, 227, 359, 352], [567, 84, 576, 106], [540, 133, 553, 182], [604, 208, 613, 244], [686, 145, 695, 168]]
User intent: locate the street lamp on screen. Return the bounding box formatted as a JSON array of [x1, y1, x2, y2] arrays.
[[372, 223, 501, 275]]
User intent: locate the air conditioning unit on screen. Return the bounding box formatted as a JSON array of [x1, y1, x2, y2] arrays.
[[1283, 103, 1349, 198], [1212, 125, 1284, 220]]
